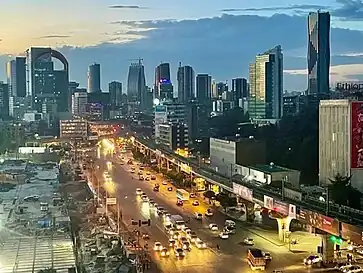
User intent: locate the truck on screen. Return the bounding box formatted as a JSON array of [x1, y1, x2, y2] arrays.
[[247, 248, 266, 270], [169, 214, 185, 230]]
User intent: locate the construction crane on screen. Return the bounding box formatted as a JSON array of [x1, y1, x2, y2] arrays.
[[127, 58, 143, 65]]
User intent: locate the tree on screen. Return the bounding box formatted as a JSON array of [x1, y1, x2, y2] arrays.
[[203, 190, 216, 199], [329, 173, 361, 209], [216, 192, 237, 211]]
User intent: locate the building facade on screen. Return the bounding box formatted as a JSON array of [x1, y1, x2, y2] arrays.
[[177, 64, 194, 104], [72, 91, 88, 118], [232, 78, 248, 107], [127, 60, 146, 111], [0, 82, 9, 120], [87, 63, 101, 93], [159, 123, 188, 150], [248, 45, 283, 120], [59, 119, 88, 139], [307, 11, 330, 95], [109, 81, 122, 108], [6, 57, 26, 98], [196, 74, 212, 105]]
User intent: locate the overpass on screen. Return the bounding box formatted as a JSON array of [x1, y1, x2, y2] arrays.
[[131, 136, 363, 247]]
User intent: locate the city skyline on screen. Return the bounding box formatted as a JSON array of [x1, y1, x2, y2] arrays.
[[0, 1, 363, 91]]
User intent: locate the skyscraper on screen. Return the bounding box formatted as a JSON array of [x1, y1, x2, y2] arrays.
[[127, 60, 146, 110], [232, 78, 248, 106], [109, 81, 122, 108], [87, 63, 101, 93], [27, 47, 69, 112], [249, 45, 283, 119], [307, 11, 330, 95], [6, 57, 26, 98], [72, 90, 88, 118], [177, 64, 194, 104], [0, 82, 9, 119], [196, 74, 212, 105], [155, 63, 173, 101]]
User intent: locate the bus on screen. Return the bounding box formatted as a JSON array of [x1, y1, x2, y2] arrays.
[[176, 189, 190, 201]]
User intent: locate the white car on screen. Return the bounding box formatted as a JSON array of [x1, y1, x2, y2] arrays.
[[244, 238, 254, 245], [162, 180, 168, 185], [153, 242, 163, 251], [136, 188, 142, 195], [209, 224, 218, 231], [303, 255, 322, 265], [195, 213, 203, 220], [196, 240, 207, 249], [344, 265, 362, 273], [205, 209, 213, 217], [219, 232, 229, 239], [164, 213, 171, 221]]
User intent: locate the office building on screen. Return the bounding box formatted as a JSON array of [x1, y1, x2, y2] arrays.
[[196, 74, 212, 105], [212, 100, 234, 113], [307, 11, 330, 95], [187, 101, 210, 141], [9, 97, 29, 120], [159, 123, 188, 151], [127, 60, 146, 111], [177, 64, 194, 103], [154, 63, 173, 101], [87, 63, 101, 93], [210, 137, 266, 178], [109, 81, 122, 108], [283, 94, 305, 116], [72, 91, 88, 118], [86, 103, 103, 121], [154, 102, 186, 139], [0, 82, 9, 119], [27, 47, 69, 112], [232, 78, 248, 107], [6, 57, 26, 97], [319, 99, 363, 192], [248, 45, 283, 120], [59, 119, 88, 139], [216, 82, 228, 99]]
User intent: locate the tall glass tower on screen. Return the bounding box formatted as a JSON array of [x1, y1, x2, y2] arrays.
[[127, 59, 146, 110], [307, 11, 330, 95]]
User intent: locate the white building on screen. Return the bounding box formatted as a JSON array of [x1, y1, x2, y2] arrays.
[[154, 102, 186, 139], [319, 99, 363, 192], [72, 91, 88, 117]]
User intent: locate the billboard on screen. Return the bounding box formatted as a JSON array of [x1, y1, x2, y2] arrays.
[[351, 101, 363, 168], [263, 195, 274, 210], [288, 204, 296, 219], [274, 200, 289, 216], [297, 209, 339, 236], [233, 183, 253, 202], [336, 82, 363, 92], [341, 222, 363, 245]]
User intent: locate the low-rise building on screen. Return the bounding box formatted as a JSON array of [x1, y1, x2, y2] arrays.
[[59, 119, 88, 140], [159, 123, 188, 151]]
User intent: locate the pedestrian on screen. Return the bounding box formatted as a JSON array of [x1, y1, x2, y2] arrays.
[[216, 244, 220, 250]]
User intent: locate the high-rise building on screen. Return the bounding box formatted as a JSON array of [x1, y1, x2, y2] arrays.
[[177, 64, 194, 104], [216, 82, 228, 98], [155, 63, 173, 101], [6, 57, 26, 97], [0, 82, 9, 119], [159, 123, 188, 151], [196, 74, 212, 105], [307, 11, 330, 95], [72, 91, 88, 118], [248, 45, 283, 120], [27, 47, 69, 112], [319, 100, 363, 192], [109, 81, 122, 108], [87, 63, 101, 93], [127, 60, 146, 110], [232, 78, 248, 107]]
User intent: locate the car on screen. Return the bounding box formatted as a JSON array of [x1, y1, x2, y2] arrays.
[[182, 241, 192, 251], [151, 175, 156, 180], [168, 239, 176, 248], [146, 171, 151, 175], [195, 213, 203, 220], [130, 169, 135, 173], [189, 193, 196, 198], [168, 187, 173, 191], [205, 209, 213, 216], [136, 188, 142, 195], [176, 200, 183, 206], [172, 232, 181, 240], [164, 213, 171, 221], [162, 180, 168, 185], [149, 200, 155, 206], [139, 176, 144, 181], [196, 240, 207, 249], [224, 226, 236, 234], [174, 248, 185, 258], [157, 207, 165, 213], [153, 187, 159, 192], [244, 238, 254, 245], [192, 200, 200, 206], [343, 265, 362, 273], [303, 255, 322, 265], [219, 232, 229, 239], [164, 223, 173, 230], [209, 224, 218, 231], [183, 226, 191, 232], [154, 183, 160, 188], [180, 237, 189, 244], [336, 263, 352, 270], [160, 247, 170, 257], [138, 170, 143, 175], [145, 177, 150, 181], [168, 228, 176, 235], [153, 242, 163, 251], [263, 252, 272, 261], [190, 234, 198, 243], [225, 220, 236, 228]]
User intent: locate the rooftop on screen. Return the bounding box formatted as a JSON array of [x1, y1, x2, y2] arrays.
[[250, 164, 292, 174]]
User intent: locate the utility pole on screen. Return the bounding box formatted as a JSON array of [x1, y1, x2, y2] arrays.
[[326, 186, 330, 216]]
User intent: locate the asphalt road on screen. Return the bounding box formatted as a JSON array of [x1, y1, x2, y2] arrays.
[[93, 150, 333, 273]]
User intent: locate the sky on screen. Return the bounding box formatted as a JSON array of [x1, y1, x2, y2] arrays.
[[1, 0, 363, 91]]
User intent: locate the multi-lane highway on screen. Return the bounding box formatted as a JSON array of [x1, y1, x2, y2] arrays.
[[89, 148, 334, 273]]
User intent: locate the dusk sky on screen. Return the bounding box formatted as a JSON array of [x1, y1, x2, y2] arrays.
[[1, 0, 363, 90]]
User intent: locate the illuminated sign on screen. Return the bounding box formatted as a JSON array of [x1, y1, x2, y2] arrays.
[[336, 82, 363, 91], [233, 183, 253, 202]]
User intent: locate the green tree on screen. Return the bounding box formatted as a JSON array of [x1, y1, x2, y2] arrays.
[[216, 192, 237, 211], [329, 174, 361, 209], [203, 190, 216, 199]]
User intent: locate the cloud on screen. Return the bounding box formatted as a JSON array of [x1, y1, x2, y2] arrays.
[[221, 4, 329, 12], [39, 35, 71, 39], [332, 0, 363, 20], [109, 5, 148, 9]]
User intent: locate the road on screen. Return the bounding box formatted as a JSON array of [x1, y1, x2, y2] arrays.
[[94, 151, 332, 273]]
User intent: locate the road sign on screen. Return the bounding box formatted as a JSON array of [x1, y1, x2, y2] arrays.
[[106, 197, 117, 205]]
